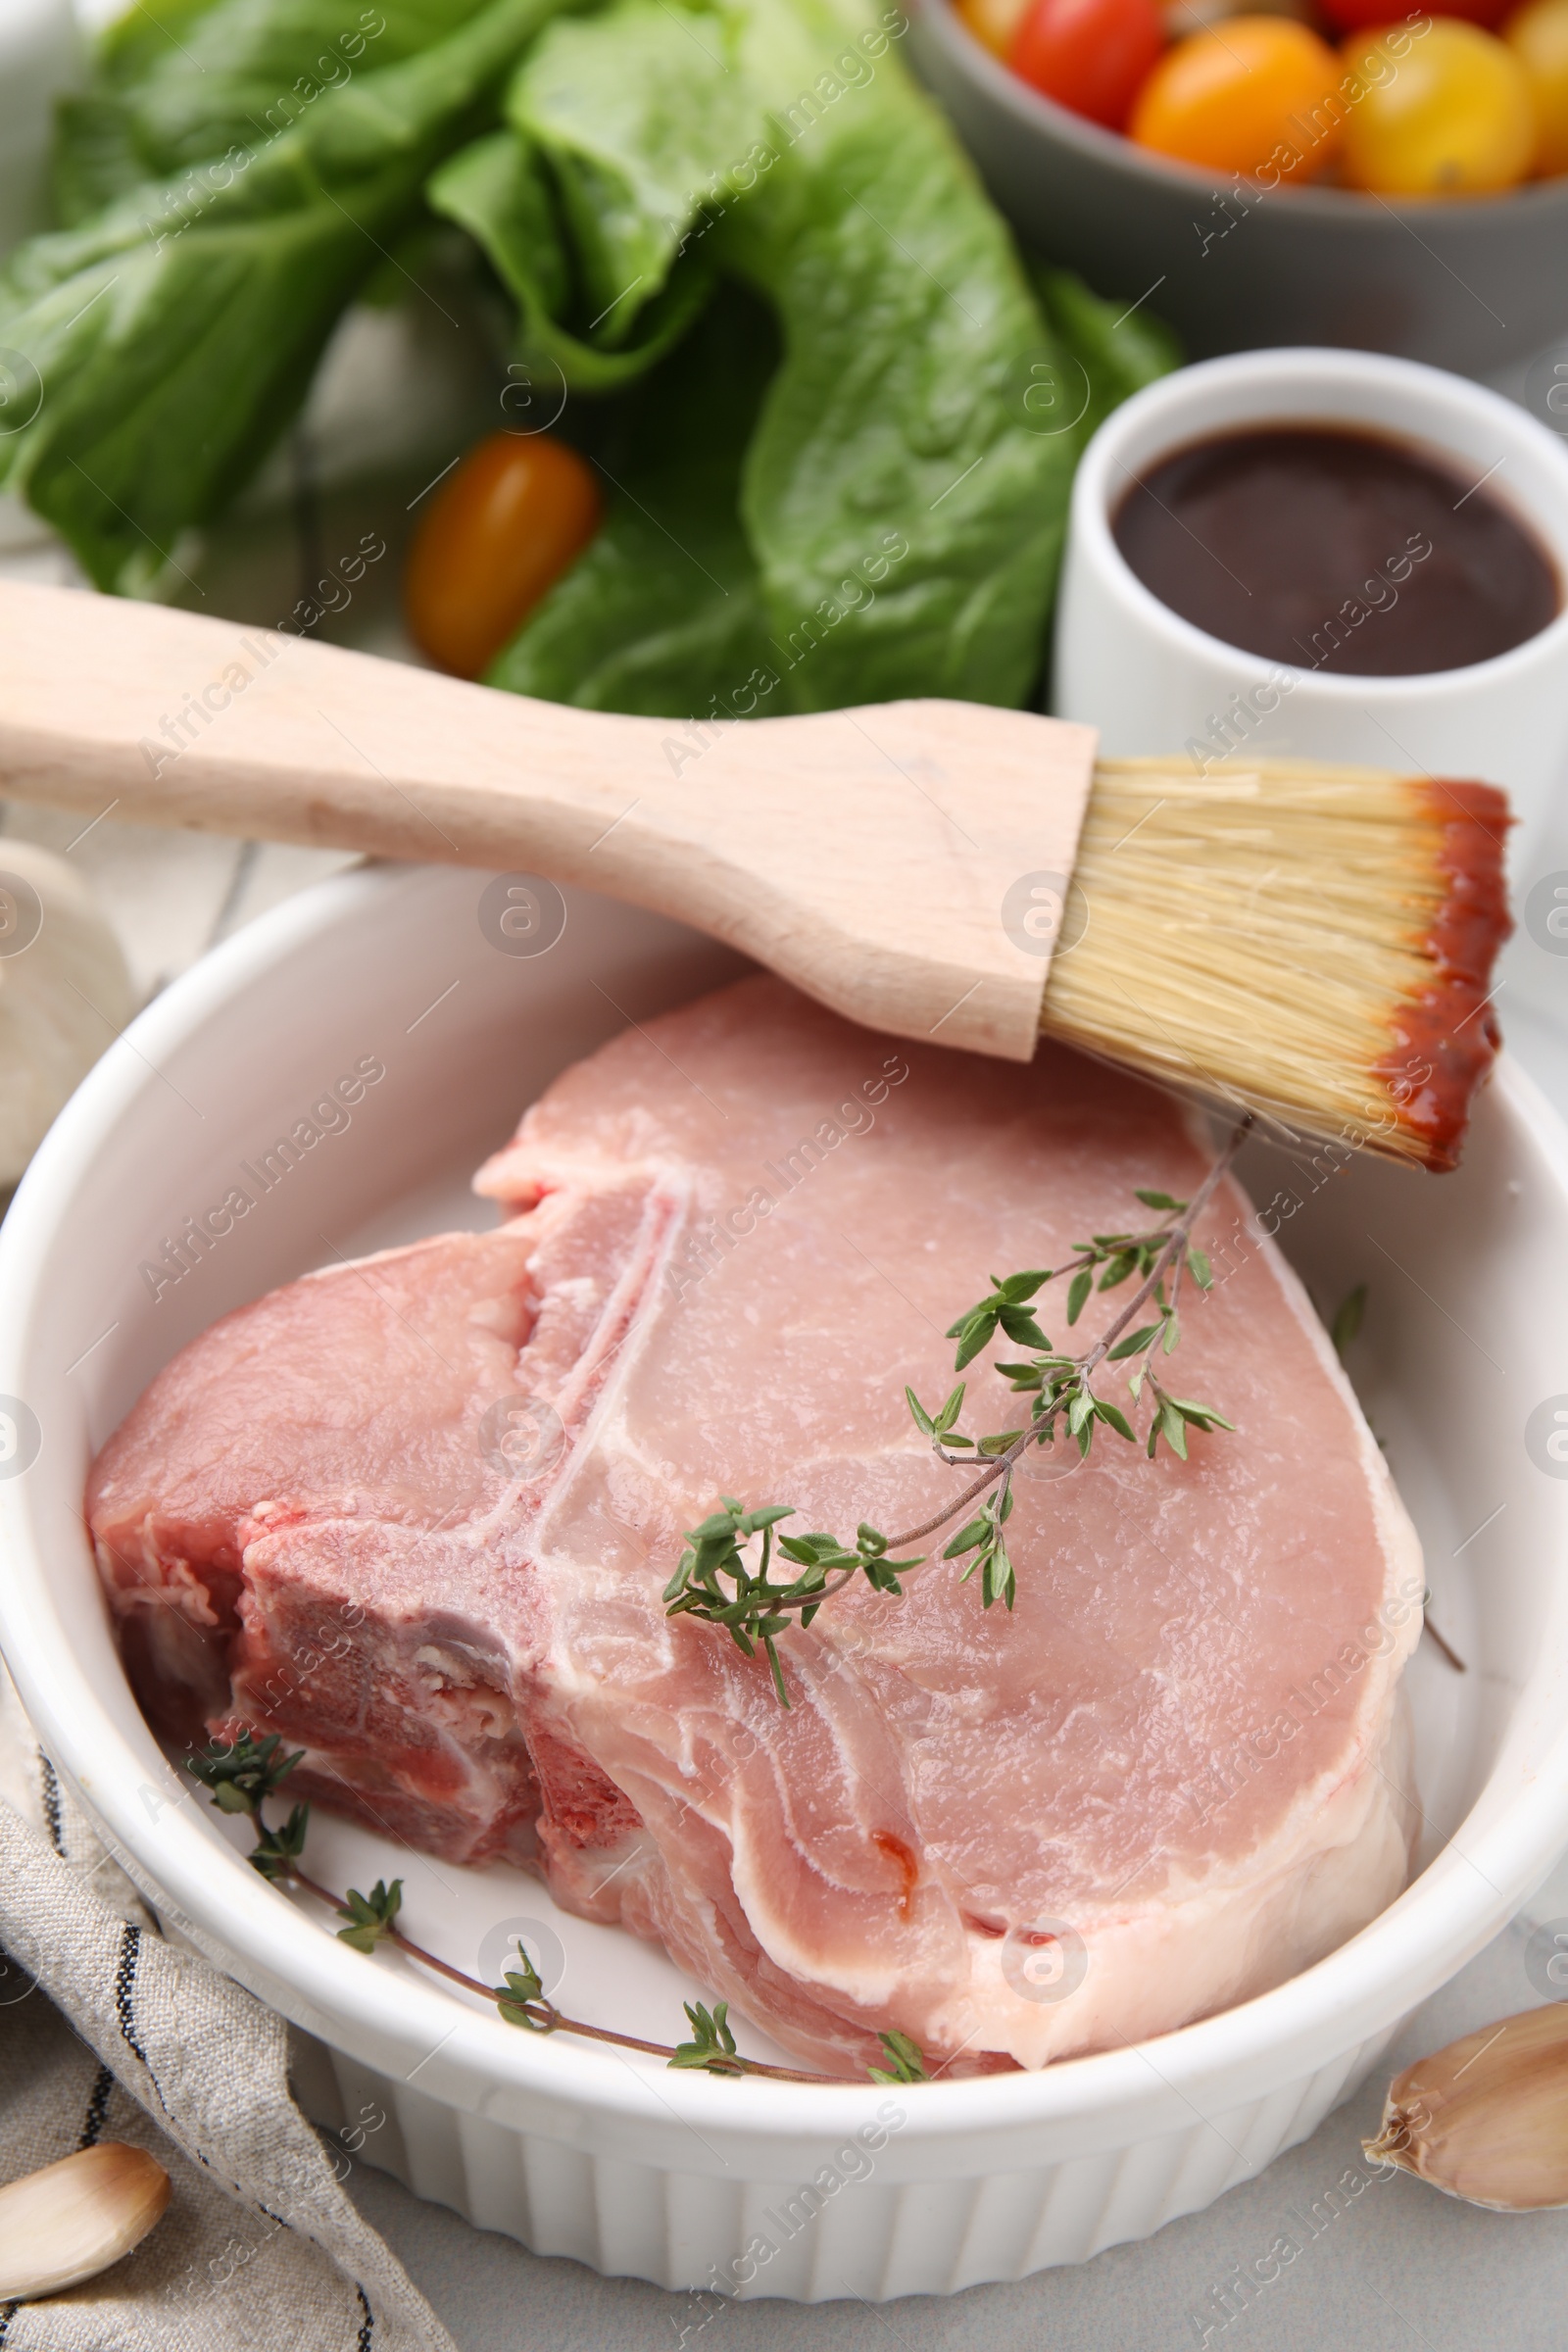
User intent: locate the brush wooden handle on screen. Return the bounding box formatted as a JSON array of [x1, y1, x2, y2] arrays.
[[0, 582, 1095, 1061]]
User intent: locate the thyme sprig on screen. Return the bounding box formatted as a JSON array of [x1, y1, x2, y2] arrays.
[[664, 1119, 1252, 1684], [869, 2030, 930, 2085], [186, 1728, 302, 1815], [663, 1502, 922, 1705], [184, 1740, 908, 2084], [671, 2001, 746, 2076]]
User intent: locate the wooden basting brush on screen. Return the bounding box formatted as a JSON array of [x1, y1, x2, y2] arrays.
[[0, 583, 1510, 1172]]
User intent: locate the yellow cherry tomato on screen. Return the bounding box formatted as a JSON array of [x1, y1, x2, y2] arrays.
[[955, 0, 1032, 56], [1128, 18, 1346, 179], [1340, 22, 1536, 191], [404, 431, 602, 680], [1505, 0, 1568, 172]]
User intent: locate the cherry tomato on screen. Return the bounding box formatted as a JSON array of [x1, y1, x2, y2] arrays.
[[1005, 0, 1166, 129], [1320, 0, 1508, 32], [1506, 0, 1568, 172], [955, 0, 1032, 58], [1128, 18, 1345, 178], [404, 431, 602, 680], [1340, 21, 1535, 190]]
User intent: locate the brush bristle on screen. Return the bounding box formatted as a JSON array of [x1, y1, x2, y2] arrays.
[[1040, 759, 1512, 1173]]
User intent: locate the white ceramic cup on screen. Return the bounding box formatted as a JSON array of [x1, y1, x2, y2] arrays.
[[1052, 348, 1568, 858]]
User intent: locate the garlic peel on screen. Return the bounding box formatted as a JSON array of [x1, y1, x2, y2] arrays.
[[1364, 2002, 1568, 2211], [0, 2140, 171, 2299]]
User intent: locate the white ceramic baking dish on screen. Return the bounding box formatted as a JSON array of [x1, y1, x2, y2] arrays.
[[2, 859, 1566, 2303]]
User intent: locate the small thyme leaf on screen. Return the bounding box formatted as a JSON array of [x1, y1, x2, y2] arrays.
[[1134, 1189, 1186, 1212], [186, 1730, 304, 1816], [1106, 1323, 1162, 1361], [1188, 1247, 1212, 1290], [1065, 1267, 1093, 1325], [1332, 1283, 1367, 1359], [1166, 1397, 1235, 1432], [249, 1801, 310, 1884], [934, 1384, 966, 1436], [868, 2029, 930, 2084], [950, 1313, 998, 1371], [494, 1939, 557, 2029], [335, 1878, 403, 1954], [670, 2000, 746, 2075]]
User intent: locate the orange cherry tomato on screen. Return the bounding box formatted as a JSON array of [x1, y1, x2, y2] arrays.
[[404, 431, 602, 680], [1128, 18, 1346, 179], [955, 0, 1032, 56], [1340, 21, 1535, 190], [1006, 0, 1166, 129], [1506, 0, 1568, 172]]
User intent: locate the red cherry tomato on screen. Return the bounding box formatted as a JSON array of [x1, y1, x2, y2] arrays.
[[1006, 0, 1166, 129], [1319, 0, 1508, 29], [404, 431, 602, 680]]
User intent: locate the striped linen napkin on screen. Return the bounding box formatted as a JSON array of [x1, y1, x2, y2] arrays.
[[0, 1669, 455, 2351]]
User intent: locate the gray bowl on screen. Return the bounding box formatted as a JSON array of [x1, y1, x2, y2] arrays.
[[908, 0, 1568, 376]]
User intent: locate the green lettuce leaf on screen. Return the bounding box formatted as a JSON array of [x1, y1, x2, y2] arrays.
[[53, 0, 498, 222], [495, 0, 1076, 711], [486, 287, 777, 712], [0, 0, 569, 590], [508, 0, 767, 330], [712, 0, 1076, 710], [427, 125, 713, 394]]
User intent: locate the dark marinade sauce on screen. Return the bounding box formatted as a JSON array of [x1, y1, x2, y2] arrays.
[[1111, 424, 1559, 676]]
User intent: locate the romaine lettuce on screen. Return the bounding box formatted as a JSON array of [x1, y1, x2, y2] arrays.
[[478, 0, 1078, 710], [0, 0, 571, 590]]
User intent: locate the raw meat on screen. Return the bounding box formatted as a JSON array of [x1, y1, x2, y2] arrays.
[[88, 978, 1423, 2077]]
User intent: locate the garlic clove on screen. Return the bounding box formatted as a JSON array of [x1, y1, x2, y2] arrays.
[[1364, 2003, 1568, 2211], [0, 2141, 172, 2300]]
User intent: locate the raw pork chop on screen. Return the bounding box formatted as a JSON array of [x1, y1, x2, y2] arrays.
[[89, 978, 1423, 2076]]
